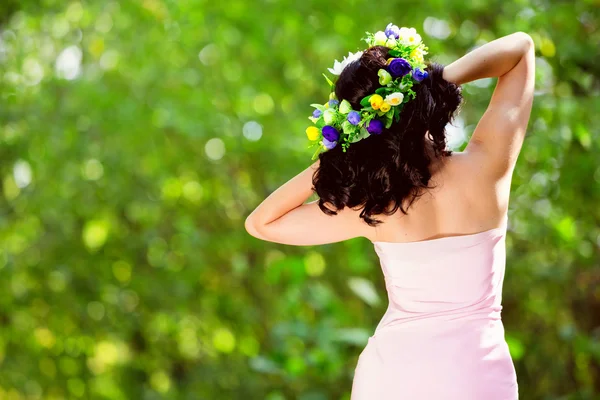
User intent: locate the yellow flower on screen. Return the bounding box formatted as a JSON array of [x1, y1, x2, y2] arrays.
[[369, 94, 384, 110], [306, 126, 320, 141], [380, 102, 391, 112], [410, 48, 424, 63], [324, 102, 329, 109]]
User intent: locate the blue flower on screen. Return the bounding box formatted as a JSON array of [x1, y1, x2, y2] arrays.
[[312, 109, 322, 118], [322, 137, 338, 150], [388, 58, 412, 78], [384, 23, 400, 39], [322, 125, 340, 142], [412, 68, 429, 82], [347, 111, 361, 126], [367, 119, 384, 135], [328, 99, 340, 108]]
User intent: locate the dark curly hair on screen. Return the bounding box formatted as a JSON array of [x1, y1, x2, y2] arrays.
[[312, 46, 463, 227]]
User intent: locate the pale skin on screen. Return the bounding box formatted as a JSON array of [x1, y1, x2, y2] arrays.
[[245, 32, 536, 246]]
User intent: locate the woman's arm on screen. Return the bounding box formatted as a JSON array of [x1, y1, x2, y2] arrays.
[[245, 160, 319, 232], [444, 32, 536, 181], [442, 32, 534, 85], [244, 159, 370, 246]]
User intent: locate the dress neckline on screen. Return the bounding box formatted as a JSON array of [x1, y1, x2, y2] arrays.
[[371, 215, 509, 247]]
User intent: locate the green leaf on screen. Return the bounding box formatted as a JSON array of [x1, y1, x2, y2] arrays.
[[384, 112, 393, 129], [359, 95, 373, 108], [388, 49, 402, 57], [322, 73, 334, 88], [375, 87, 392, 96], [394, 105, 403, 123], [311, 146, 322, 160], [315, 117, 326, 128], [350, 127, 371, 143], [310, 103, 326, 111], [342, 120, 354, 134]]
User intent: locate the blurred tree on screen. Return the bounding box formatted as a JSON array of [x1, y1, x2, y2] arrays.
[[0, 1, 598, 399]]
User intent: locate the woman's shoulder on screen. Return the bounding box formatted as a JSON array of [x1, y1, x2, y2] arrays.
[[439, 150, 511, 220]]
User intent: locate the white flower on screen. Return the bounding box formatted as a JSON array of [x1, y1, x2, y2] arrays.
[[327, 50, 364, 76], [407, 32, 422, 45], [398, 27, 411, 41], [323, 109, 336, 124], [373, 31, 388, 46], [398, 27, 421, 45], [384, 92, 404, 106]]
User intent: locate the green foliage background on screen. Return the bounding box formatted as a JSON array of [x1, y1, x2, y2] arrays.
[[0, 1, 599, 399]]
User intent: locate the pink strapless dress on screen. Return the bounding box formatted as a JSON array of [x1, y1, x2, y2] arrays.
[[351, 215, 518, 399]]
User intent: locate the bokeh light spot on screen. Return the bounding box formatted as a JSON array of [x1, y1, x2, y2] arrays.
[[253, 93, 274, 115], [540, 37, 556, 57], [82, 159, 104, 180], [34, 328, 56, 348], [199, 43, 218, 65], [213, 327, 236, 353], [99, 50, 119, 70], [3, 175, 20, 200], [87, 301, 105, 321], [66, 2, 84, 23], [13, 160, 32, 188], [505, 334, 525, 360], [423, 17, 452, 39], [205, 138, 225, 160], [95, 14, 113, 34], [182, 181, 203, 203], [52, 18, 70, 39], [82, 219, 110, 251], [243, 121, 263, 141], [304, 251, 326, 277], [112, 260, 132, 283], [55, 45, 82, 80], [23, 57, 44, 86], [347, 277, 381, 306], [150, 371, 171, 393]]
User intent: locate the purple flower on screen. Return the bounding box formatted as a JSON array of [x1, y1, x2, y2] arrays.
[[388, 58, 412, 78], [328, 99, 340, 108], [367, 119, 384, 135], [412, 67, 429, 82], [322, 125, 340, 142], [322, 137, 337, 150], [385, 23, 400, 39], [312, 109, 322, 118], [347, 111, 361, 125]]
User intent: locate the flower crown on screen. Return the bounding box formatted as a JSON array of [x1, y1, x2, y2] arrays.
[[305, 23, 429, 160]]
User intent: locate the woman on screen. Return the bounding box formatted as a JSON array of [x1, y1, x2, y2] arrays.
[[245, 24, 534, 400]]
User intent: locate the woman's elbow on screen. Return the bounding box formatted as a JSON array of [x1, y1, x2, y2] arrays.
[[244, 215, 265, 239]]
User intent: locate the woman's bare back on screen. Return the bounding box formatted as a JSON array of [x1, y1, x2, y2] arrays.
[[367, 148, 512, 244]]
